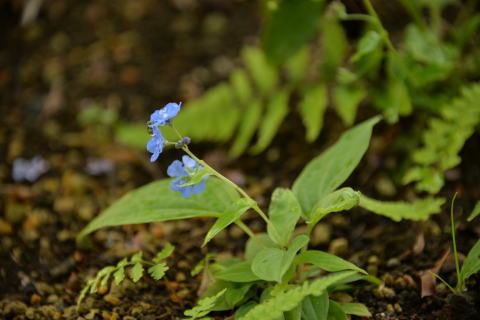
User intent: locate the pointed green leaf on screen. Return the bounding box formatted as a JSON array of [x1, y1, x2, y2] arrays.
[[245, 233, 279, 260], [285, 46, 310, 83], [299, 84, 328, 142], [294, 250, 366, 274], [321, 13, 347, 80], [467, 201, 480, 222], [230, 69, 253, 104], [148, 263, 168, 280], [333, 85, 366, 126], [242, 47, 278, 95], [358, 194, 445, 221], [130, 263, 144, 283], [230, 100, 263, 157], [184, 288, 227, 319], [293, 116, 380, 214], [203, 198, 255, 246], [327, 300, 347, 320], [130, 251, 143, 263], [460, 239, 480, 285], [350, 30, 382, 63], [252, 89, 290, 154], [113, 267, 125, 285], [267, 188, 302, 247], [77, 178, 240, 240], [336, 302, 371, 317], [307, 188, 360, 224]]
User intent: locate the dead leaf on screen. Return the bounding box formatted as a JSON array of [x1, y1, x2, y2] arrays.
[[420, 248, 450, 297]]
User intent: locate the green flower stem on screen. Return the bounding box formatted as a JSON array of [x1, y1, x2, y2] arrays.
[[450, 193, 461, 290], [236, 220, 256, 239], [362, 0, 397, 54]]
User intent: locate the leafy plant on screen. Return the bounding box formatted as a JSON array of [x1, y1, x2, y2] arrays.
[[77, 104, 445, 318], [77, 243, 174, 307], [429, 195, 480, 293]]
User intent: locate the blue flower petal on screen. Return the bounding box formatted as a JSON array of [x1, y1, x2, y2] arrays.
[[146, 128, 164, 162], [170, 178, 183, 192], [182, 155, 197, 170], [148, 102, 182, 127], [191, 179, 207, 195], [167, 160, 186, 177], [180, 186, 193, 198]]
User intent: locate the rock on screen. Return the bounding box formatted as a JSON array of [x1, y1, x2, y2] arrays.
[[38, 305, 58, 318], [368, 255, 380, 265], [175, 272, 187, 282], [386, 304, 395, 312], [25, 307, 35, 319], [311, 223, 331, 246], [386, 258, 400, 268], [367, 264, 378, 276], [30, 293, 42, 304], [374, 286, 396, 299], [104, 294, 121, 306], [394, 303, 403, 313], [328, 238, 348, 256], [63, 305, 78, 318], [130, 306, 143, 316]]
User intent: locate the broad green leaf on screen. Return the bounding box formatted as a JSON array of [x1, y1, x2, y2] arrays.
[[358, 194, 445, 221], [245, 233, 279, 260], [262, 0, 324, 64], [460, 239, 480, 285], [467, 201, 480, 222], [77, 178, 239, 240], [203, 198, 256, 246], [252, 235, 309, 283], [307, 188, 360, 224], [301, 293, 329, 320], [184, 288, 227, 320], [267, 188, 302, 247], [293, 116, 380, 214], [130, 263, 144, 283], [214, 261, 261, 283], [350, 30, 382, 63], [239, 271, 357, 320], [252, 89, 290, 154], [153, 243, 175, 263], [242, 47, 278, 95], [333, 85, 366, 126], [294, 250, 366, 274], [336, 302, 371, 317], [285, 46, 310, 83], [235, 301, 258, 319], [284, 304, 302, 320], [148, 263, 168, 280], [230, 100, 263, 157], [230, 69, 253, 104], [299, 84, 328, 142], [327, 300, 347, 320]]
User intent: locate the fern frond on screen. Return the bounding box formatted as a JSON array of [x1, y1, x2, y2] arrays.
[[404, 83, 480, 193]]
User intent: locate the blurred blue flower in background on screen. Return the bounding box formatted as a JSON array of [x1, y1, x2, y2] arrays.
[[167, 155, 208, 198], [12, 156, 49, 182], [147, 127, 165, 162]]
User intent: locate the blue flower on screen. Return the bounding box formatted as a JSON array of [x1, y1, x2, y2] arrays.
[[147, 127, 165, 162], [148, 102, 181, 128], [12, 156, 49, 182], [167, 155, 208, 198]]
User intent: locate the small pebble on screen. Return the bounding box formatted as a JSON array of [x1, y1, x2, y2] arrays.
[[311, 223, 331, 246], [394, 303, 403, 313], [104, 294, 121, 306], [386, 258, 400, 267], [4, 300, 27, 315], [386, 304, 395, 313], [0, 219, 12, 235], [30, 293, 41, 305], [367, 264, 378, 276], [381, 273, 395, 285], [328, 238, 348, 256], [368, 255, 380, 265]]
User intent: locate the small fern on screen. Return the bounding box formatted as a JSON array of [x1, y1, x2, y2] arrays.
[[77, 243, 174, 307], [404, 83, 480, 193], [184, 288, 227, 320]]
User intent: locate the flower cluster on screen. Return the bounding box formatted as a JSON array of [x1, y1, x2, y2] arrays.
[[146, 102, 208, 197]]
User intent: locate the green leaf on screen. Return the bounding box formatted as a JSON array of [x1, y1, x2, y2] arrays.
[[239, 271, 357, 320], [235, 301, 258, 319], [113, 267, 125, 285], [301, 293, 329, 320], [115, 122, 150, 149], [358, 194, 445, 221], [130, 263, 144, 283], [77, 178, 239, 240], [460, 239, 480, 285], [467, 201, 480, 222], [333, 85, 366, 126], [214, 261, 261, 283], [179, 168, 212, 187], [242, 47, 278, 95], [230, 100, 263, 157], [285, 46, 310, 83], [184, 288, 227, 320], [148, 263, 168, 281], [294, 250, 366, 274], [350, 30, 382, 63], [327, 300, 347, 320], [130, 251, 143, 263], [252, 89, 290, 154], [267, 188, 302, 247], [321, 12, 347, 80], [299, 84, 328, 142], [293, 116, 380, 214], [153, 243, 175, 263], [252, 235, 309, 283], [262, 0, 324, 64], [230, 69, 253, 104], [205, 281, 254, 311], [203, 198, 256, 246], [308, 188, 360, 225], [284, 304, 302, 320], [245, 233, 279, 260], [336, 302, 371, 317]]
